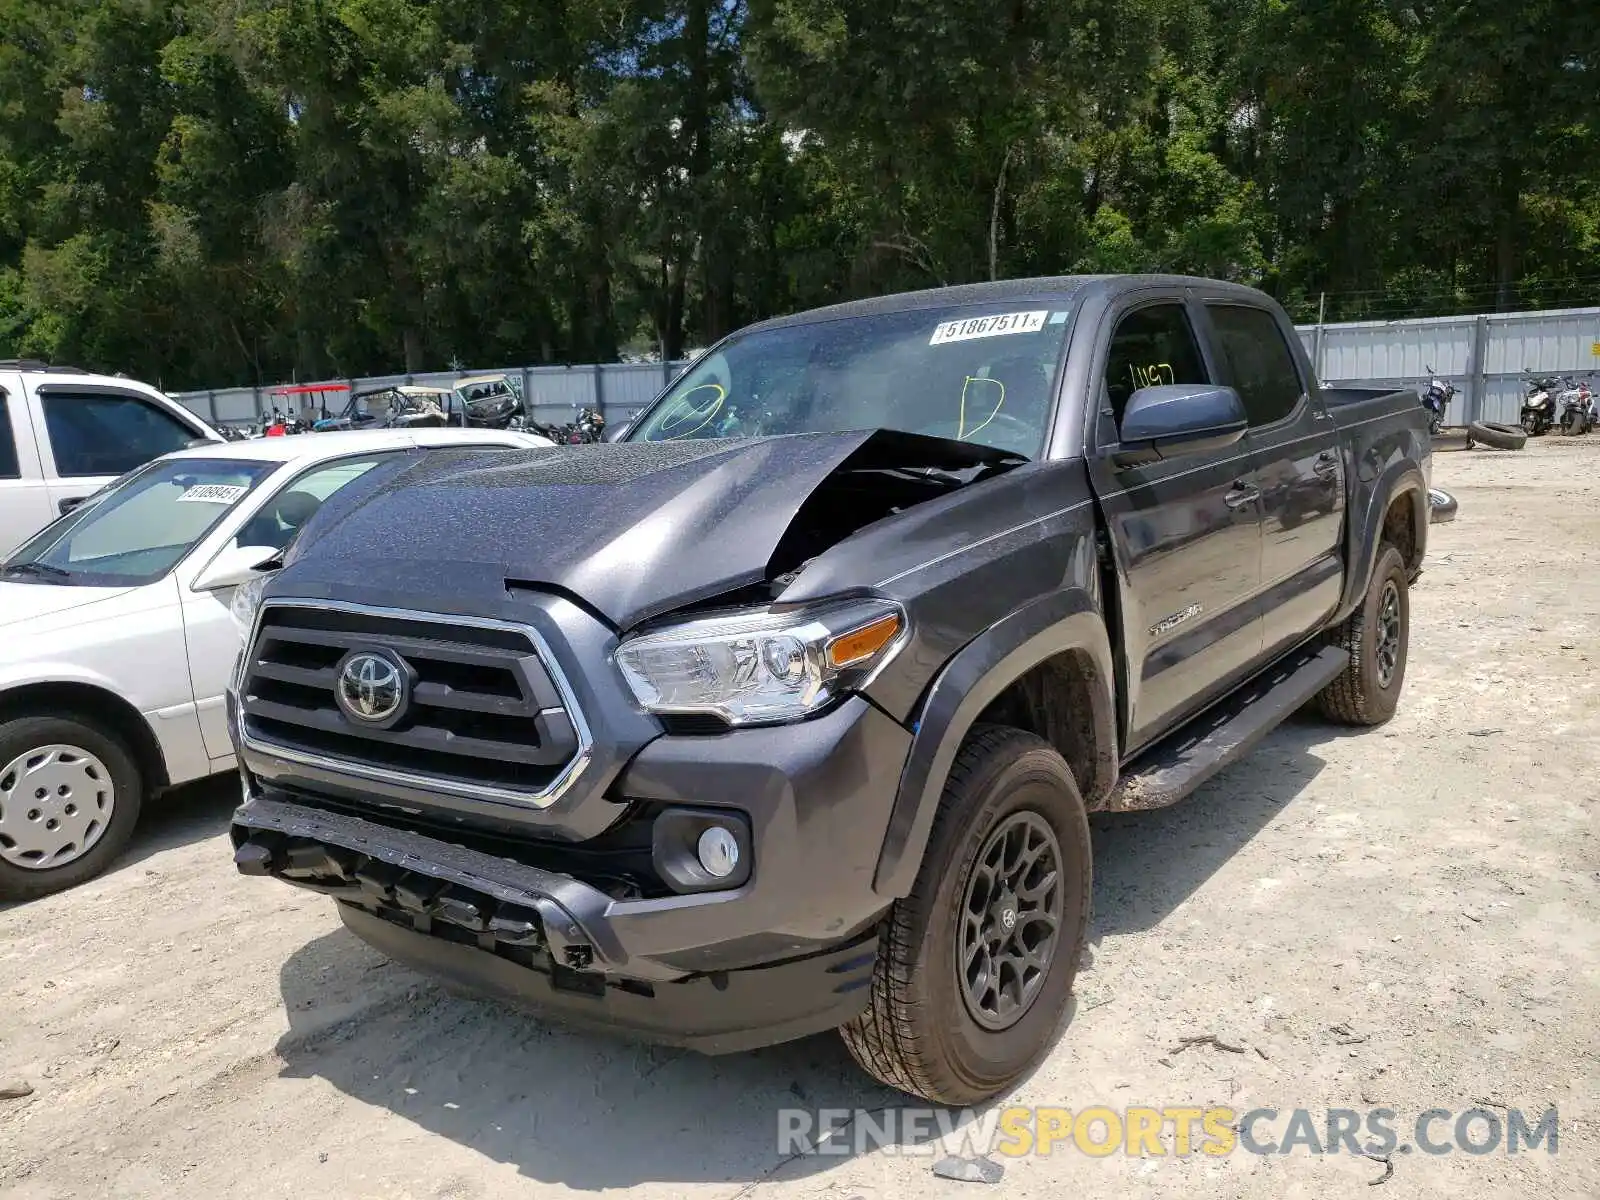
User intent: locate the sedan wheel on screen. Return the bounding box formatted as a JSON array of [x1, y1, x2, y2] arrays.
[[0, 716, 143, 901], [0, 744, 117, 870]]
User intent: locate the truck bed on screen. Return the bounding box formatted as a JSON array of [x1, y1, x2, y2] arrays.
[[1320, 385, 1422, 410]]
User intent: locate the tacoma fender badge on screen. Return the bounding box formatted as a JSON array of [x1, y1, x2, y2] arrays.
[[1148, 603, 1203, 638]]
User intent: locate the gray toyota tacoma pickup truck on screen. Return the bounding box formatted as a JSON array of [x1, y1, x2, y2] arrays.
[[227, 275, 1430, 1104]]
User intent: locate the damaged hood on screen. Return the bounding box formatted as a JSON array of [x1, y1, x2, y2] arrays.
[[281, 430, 1018, 629]]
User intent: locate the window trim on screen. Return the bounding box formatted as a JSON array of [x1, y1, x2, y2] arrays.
[[33, 385, 211, 479], [1088, 291, 1226, 458], [1197, 301, 1309, 433]]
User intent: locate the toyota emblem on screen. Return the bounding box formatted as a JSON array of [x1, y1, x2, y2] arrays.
[[336, 651, 408, 724]]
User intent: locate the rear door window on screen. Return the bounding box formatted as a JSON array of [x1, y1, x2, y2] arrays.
[[1206, 305, 1305, 427], [40, 392, 197, 477]]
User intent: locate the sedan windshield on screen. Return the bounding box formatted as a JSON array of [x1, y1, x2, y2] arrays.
[[4, 459, 276, 586], [627, 302, 1075, 458]]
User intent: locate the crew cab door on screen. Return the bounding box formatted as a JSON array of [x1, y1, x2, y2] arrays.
[[1085, 295, 1265, 756], [1198, 300, 1345, 658]]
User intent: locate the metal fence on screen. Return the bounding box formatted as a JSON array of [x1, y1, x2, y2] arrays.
[[1295, 306, 1600, 427], [172, 305, 1600, 432], [172, 361, 692, 431]]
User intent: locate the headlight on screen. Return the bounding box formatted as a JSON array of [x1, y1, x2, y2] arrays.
[[614, 600, 907, 727], [229, 572, 271, 642]]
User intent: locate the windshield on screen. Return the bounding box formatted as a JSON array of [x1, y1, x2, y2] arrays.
[[627, 302, 1075, 458], [4, 458, 276, 586]]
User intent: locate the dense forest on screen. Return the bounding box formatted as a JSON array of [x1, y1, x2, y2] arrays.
[[0, 0, 1595, 388]]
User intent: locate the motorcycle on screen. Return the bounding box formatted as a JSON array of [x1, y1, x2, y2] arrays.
[[1520, 371, 1560, 436], [526, 407, 609, 445], [564, 407, 607, 444], [1419, 366, 1456, 436], [1557, 375, 1595, 436]]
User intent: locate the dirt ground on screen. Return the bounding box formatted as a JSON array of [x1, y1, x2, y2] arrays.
[[2, 435, 1597, 1200]]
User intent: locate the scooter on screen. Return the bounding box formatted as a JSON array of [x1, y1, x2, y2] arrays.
[[1419, 367, 1456, 436], [1520, 371, 1559, 436], [1558, 377, 1595, 436]]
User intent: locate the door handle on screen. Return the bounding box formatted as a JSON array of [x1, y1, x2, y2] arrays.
[[1313, 450, 1339, 477], [1224, 482, 1260, 510]]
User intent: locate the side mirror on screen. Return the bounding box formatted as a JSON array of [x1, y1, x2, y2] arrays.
[[1116, 384, 1248, 463], [192, 542, 280, 592], [603, 420, 631, 443]]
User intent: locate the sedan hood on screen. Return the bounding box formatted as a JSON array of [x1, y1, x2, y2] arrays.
[[0, 581, 138, 629], [282, 430, 1020, 629]]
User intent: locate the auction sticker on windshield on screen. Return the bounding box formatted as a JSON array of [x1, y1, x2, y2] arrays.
[[930, 310, 1049, 346], [177, 484, 248, 504]]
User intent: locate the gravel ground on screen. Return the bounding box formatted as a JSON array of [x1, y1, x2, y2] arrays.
[[2, 435, 1597, 1199]]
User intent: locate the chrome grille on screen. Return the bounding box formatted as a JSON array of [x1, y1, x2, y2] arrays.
[[239, 601, 588, 806]]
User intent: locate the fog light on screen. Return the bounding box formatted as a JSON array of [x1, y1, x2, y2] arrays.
[[696, 826, 741, 878]]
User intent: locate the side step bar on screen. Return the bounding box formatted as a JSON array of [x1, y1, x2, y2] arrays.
[[1105, 643, 1349, 812]]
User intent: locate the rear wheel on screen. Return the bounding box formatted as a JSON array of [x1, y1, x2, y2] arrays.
[[1317, 543, 1410, 726], [0, 716, 143, 901], [840, 726, 1091, 1105]]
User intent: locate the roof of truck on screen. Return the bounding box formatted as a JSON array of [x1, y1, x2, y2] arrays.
[[742, 274, 1273, 333]]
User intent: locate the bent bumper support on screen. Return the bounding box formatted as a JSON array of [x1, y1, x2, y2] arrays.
[[232, 795, 613, 970], [232, 795, 879, 1053]]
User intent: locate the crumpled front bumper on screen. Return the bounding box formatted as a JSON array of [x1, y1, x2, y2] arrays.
[[231, 795, 882, 1053]]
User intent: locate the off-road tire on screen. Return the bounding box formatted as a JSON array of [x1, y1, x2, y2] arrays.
[[1467, 421, 1527, 451], [839, 725, 1092, 1105], [0, 715, 143, 902], [1317, 543, 1410, 726]]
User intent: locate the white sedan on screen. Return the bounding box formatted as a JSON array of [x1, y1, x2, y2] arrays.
[[0, 427, 554, 899]]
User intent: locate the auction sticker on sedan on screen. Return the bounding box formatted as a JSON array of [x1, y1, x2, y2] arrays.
[[178, 484, 249, 504], [930, 310, 1049, 345]]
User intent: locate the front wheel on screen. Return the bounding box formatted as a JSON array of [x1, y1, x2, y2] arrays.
[[0, 716, 143, 901], [840, 726, 1092, 1105]]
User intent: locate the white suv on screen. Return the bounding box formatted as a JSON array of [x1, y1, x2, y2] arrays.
[[0, 360, 222, 556]]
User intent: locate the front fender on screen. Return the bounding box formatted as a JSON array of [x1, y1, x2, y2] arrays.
[[0, 660, 132, 696], [872, 588, 1116, 899], [0, 667, 202, 787]]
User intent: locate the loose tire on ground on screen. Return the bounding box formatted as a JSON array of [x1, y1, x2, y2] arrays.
[[840, 725, 1092, 1105], [1468, 421, 1527, 451], [1428, 488, 1458, 524], [1317, 543, 1410, 726], [0, 715, 143, 902]]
